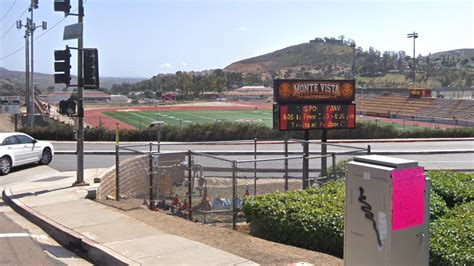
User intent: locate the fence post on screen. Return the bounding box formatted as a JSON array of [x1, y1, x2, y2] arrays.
[[187, 150, 193, 221], [253, 138, 257, 196], [284, 133, 289, 191], [232, 160, 237, 230], [332, 153, 336, 180], [148, 149, 154, 210], [302, 132, 309, 189], [115, 144, 120, 201]]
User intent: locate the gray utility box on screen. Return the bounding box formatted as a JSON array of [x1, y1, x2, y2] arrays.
[[344, 155, 430, 266]]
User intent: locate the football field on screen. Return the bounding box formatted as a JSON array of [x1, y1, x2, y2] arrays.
[[104, 109, 274, 128]]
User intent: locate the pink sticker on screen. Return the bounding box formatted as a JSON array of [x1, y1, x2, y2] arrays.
[[391, 166, 425, 231]]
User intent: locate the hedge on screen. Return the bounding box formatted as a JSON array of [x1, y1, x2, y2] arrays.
[[21, 121, 474, 141], [428, 171, 474, 207], [243, 181, 345, 257], [243, 180, 449, 258], [430, 201, 474, 265]]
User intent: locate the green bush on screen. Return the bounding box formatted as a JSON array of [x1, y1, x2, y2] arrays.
[[429, 191, 448, 221], [244, 181, 345, 257], [21, 120, 474, 141], [327, 159, 350, 180], [430, 201, 474, 265], [244, 180, 449, 258], [428, 171, 474, 207]]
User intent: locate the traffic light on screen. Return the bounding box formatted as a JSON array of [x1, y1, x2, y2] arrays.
[[58, 99, 76, 116], [54, 47, 71, 86], [54, 0, 70, 16], [83, 48, 99, 89]]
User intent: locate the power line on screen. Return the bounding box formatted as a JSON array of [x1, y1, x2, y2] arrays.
[[0, 7, 27, 38], [0, 0, 17, 22], [1, 1, 86, 60], [0, 45, 24, 60]]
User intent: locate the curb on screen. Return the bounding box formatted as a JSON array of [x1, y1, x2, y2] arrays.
[[51, 137, 474, 145], [2, 188, 138, 266]]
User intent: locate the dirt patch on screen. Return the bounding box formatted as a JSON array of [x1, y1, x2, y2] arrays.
[[0, 114, 15, 132], [97, 199, 342, 265]]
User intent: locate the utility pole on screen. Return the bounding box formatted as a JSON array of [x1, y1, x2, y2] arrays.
[[350, 41, 356, 78], [17, 20, 30, 124], [17, 1, 46, 128], [74, 0, 87, 186], [407, 32, 418, 88]]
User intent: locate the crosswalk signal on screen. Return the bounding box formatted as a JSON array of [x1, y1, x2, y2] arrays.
[[58, 99, 76, 116], [54, 0, 71, 16], [83, 48, 99, 89], [54, 47, 71, 86]]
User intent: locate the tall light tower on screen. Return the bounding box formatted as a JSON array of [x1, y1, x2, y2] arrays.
[[407, 32, 418, 88]]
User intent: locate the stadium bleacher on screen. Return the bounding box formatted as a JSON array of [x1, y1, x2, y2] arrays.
[[356, 95, 474, 122]]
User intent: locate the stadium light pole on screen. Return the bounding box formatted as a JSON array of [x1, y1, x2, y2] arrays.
[[407, 32, 418, 88]]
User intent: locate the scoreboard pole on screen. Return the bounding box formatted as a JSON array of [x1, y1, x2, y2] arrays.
[[303, 130, 309, 189], [321, 129, 328, 179]]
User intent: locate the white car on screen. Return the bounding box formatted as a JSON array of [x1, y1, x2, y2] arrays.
[[0, 132, 55, 175]]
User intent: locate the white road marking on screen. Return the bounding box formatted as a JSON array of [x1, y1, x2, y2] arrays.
[[0, 233, 47, 240]]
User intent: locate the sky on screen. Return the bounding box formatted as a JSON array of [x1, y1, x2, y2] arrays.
[[1, 0, 473, 78]]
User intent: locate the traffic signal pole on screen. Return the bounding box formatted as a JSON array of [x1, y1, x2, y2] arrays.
[[73, 0, 87, 186]]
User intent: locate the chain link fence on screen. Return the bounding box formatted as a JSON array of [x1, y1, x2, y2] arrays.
[[98, 140, 369, 228]]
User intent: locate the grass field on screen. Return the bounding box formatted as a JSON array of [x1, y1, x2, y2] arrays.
[[104, 110, 274, 129]]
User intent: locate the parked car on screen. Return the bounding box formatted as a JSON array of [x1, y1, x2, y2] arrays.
[[0, 132, 55, 175]]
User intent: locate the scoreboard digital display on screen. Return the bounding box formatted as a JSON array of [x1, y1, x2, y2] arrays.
[[274, 79, 355, 103], [274, 103, 356, 131]]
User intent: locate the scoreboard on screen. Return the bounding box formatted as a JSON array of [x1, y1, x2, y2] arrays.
[[274, 103, 356, 131]]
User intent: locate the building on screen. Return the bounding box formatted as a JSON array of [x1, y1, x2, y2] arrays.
[[46, 91, 111, 104], [222, 86, 273, 101], [161, 92, 177, 101], [110, 95, 130, 103]]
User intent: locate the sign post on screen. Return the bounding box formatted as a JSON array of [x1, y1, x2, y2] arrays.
[[273, 79, 356, 186]]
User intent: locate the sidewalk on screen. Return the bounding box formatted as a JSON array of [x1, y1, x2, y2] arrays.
[[2, 170, 256, 265]]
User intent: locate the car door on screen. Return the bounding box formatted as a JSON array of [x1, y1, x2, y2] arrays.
[[14, 135, 39, 163], [2, 136, 25, 166]]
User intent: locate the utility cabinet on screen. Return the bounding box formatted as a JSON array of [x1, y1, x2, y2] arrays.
[[344, 155, 430, 266]]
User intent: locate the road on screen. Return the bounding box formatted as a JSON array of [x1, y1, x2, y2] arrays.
[[0, 166, 90, 265], [49, 140, 474, 171]]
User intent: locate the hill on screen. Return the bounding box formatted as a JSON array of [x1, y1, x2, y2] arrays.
[[226, 41, 353, 74], [0, 67, 145, 96], [225, 38, 474, 88]]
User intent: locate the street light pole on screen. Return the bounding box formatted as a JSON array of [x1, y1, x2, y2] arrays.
[[74, 0, 87, 186], [407, 32, 418, 88]]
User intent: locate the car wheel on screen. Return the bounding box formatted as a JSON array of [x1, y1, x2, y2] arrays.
[[0, 156, 12, 175], [39, 148, 53, 165]]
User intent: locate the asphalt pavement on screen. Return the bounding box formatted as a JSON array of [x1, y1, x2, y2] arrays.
[[0, 213, 64, 266], [48, 139, 474, 171]]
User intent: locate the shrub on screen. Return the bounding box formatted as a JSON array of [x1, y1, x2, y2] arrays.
[[244, 181, 345, 257], [327, 159, 350, 180], [21, 120, 474, 141], [428, 171, 474, 207], [429, 191, 448, 221], [430, 201, 474, 265], [244, 180, 448, 258]]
